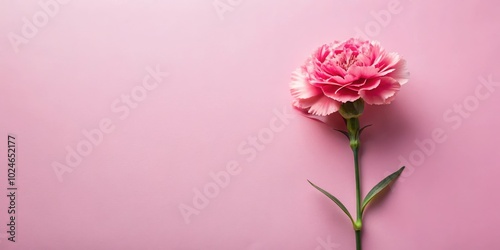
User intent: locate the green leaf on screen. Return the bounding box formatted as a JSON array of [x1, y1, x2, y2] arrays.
[[361, 166, 405, 215], [358, 124, 373, 136], [333, 129, 350, 139], [308, 180, 354, 224]]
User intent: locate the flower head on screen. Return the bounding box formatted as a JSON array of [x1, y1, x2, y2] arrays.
[[290, 38, 409, 116]]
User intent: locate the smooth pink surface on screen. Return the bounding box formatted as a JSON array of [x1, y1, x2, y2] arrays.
[[1, 0, 499, 249]]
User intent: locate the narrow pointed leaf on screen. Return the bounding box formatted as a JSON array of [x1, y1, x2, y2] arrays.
[[308, 180, 354, 224], [333, 129, 350, 139], [361, 166, 405, 215], [359, 124, 373, 136]]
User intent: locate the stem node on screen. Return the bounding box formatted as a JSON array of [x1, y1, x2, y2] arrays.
[[354, 220, 362, 231]]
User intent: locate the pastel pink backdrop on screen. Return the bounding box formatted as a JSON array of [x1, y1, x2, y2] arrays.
[[1, 0, 499, 249]]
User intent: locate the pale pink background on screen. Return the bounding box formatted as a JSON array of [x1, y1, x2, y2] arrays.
[[1, 0, 500, 249]]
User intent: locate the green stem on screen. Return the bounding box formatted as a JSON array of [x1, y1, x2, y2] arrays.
[[355, 230, 362, 250], [354, 148, 362, 250], [347, 118, 362, 250], [354, 148, 361, 222]]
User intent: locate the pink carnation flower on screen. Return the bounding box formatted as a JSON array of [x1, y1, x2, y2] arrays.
[[290, 38, 409, 116]]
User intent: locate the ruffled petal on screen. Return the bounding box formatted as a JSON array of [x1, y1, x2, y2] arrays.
[[358, 78, 381, 91], [359, 77, 401, 105], [386, 58, 410, 85], [348, 65, 379, 79], [321, 84, 360, 103], [375, 52, 400, 75], [307, 95, 341, 116], [290, 67, 321, 99]]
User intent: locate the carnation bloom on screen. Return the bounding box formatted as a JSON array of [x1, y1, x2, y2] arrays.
[[290, 38, 409, 116]]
